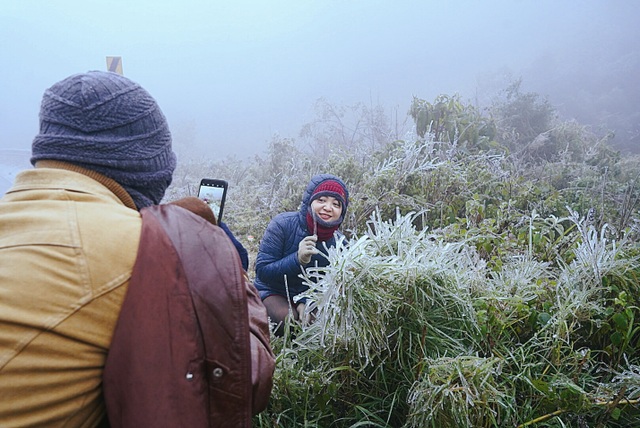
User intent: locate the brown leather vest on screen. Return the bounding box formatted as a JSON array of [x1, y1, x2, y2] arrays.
[[103, 204, 274, 428]]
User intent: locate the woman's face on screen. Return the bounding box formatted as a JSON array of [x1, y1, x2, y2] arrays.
[[311, 196, 343, 223]]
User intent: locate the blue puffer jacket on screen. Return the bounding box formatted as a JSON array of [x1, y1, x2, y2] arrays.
[[254, 174, 349, 301]]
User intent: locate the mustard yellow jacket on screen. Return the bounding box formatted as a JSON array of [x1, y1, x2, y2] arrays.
[[0, 167, 141, 427]]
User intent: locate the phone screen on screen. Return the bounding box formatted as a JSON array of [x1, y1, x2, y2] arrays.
[[198, 178, 228, 222]]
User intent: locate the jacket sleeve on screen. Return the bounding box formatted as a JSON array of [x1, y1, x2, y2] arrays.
[[255, 216, 304, 290], [244, 272, 276, 412], [219, 221, 250, 271]]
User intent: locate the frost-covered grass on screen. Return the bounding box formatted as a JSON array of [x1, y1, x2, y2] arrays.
[[162, 94, 640, 427], [254, 209, 640, 428]]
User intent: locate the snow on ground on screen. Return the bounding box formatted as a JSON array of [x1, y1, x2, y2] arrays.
[[0, 149, 31, 196]]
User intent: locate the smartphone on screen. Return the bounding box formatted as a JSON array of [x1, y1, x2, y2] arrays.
[[198, 178, 228, 222]]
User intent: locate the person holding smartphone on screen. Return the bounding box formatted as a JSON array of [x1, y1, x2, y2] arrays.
[[254, 174, 349, 336], [0, 70, 273, 427], [169, 194, 250, 271]]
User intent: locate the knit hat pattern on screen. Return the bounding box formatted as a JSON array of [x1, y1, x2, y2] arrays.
[[309, 179, 347, 209], [31, 71, 176, 209], [305, 178, 348, 241]]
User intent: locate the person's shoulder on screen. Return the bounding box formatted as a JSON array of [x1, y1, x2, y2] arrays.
[[270, 211, 298, 224], [265, 211, 302, 236]]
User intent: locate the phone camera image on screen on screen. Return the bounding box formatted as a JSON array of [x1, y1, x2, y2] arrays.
[[198, 179, 227, 222], [199, 187, 223, 214]]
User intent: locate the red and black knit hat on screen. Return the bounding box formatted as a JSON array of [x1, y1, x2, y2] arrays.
[[306, 178, 348, 241], [309, 179, 347, 208]]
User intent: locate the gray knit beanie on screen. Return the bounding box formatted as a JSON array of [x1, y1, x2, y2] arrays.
[[31, 70, 176, 209]]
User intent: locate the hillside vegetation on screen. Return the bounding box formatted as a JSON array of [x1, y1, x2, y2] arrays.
[[166, 83, 640, 427]]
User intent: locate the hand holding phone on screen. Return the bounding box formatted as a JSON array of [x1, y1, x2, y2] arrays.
[[198, 178, 228, 222]]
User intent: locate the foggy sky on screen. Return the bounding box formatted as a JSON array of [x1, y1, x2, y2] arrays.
[[1, 0, 638, 161]]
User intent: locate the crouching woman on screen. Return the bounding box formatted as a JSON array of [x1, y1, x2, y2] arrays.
[[254, 174, 349, 335]]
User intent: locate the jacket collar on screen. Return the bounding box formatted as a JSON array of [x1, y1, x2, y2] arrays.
[[34, 160, 137, 210]]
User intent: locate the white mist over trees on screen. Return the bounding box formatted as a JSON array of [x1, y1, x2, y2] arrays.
[[1, 1, 638, 160]]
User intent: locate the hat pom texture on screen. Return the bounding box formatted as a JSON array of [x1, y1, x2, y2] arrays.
[[31, 71, 176, 209]]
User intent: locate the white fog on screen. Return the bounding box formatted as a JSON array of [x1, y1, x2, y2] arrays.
[[1, 0, 638, 194]]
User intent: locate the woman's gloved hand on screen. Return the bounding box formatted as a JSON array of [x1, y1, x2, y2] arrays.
[[296, 301, 317, 327], [297, 235, 318, 264]]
